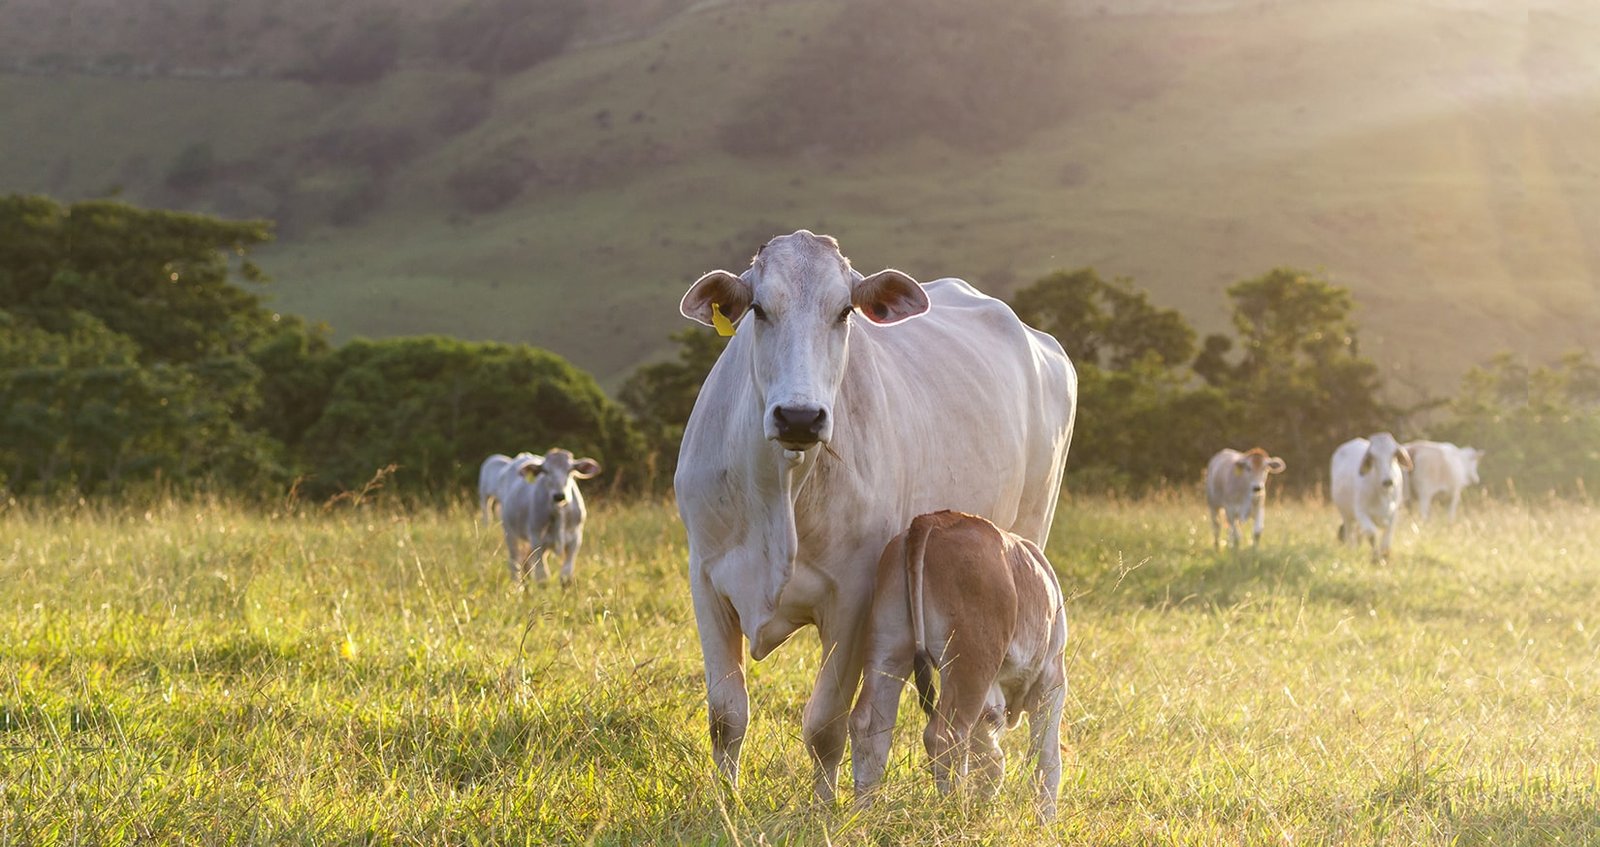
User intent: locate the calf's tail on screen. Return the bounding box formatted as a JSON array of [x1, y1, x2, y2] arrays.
[[905, 517, 938, 718]]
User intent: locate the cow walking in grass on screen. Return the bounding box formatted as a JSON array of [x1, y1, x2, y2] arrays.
[[675, 231, 1076, 801], [1404, 440, 1483, 524], [1331, 433, 1412, 562], [850, 511, 1068, 820], [1204, 447, 1287, 550], [500, 448, 601, 587]]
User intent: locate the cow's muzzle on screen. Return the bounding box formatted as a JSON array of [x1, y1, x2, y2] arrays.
[[552, 490, 567, 504], [1250, 484, 1264, 495], [770, 403, 827, 448]]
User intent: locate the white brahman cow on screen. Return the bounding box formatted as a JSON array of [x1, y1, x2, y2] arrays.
[[499, 448, 600, 587], [1204, 447, 1287, 549], [478, 452, 535, 522], [675, 230, 1076, 801], [1330, 432, 1412, 562], [1403, 440, 1483, 523], [851, 511, 1068, 820]]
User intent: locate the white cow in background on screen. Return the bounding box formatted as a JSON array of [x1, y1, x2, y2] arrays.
[[675, 230, 1076, 802], [1203, 447, 1287, 549], [478, 452, 535, 522], [1330, 432, 1412, 562], [1404, 440, 1484, 523], [500, 448, 601, 587]]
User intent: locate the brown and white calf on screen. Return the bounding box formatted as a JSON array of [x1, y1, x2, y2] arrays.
[[849, 510, 1068, 819], [1204, 448, 1287, 549]]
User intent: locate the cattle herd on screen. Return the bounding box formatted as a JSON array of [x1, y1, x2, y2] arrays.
[[476, 231, 1485, 821]]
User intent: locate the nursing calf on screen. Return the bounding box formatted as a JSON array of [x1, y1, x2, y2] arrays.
[[850, 511, 1068, 820], [500, 448, 601, 587]]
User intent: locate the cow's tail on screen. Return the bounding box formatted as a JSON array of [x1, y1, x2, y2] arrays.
[[906, 517, 938, 718]]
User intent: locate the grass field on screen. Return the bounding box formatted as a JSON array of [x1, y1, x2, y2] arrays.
[[3, 493, 1598, 845]]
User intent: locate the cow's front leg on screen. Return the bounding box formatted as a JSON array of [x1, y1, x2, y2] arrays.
[[849, 554, 914, 805], [1210, 507, 1222, 550], [805, 611, 869, 803], [528, 537, 550, 585], [1447, 489, 1461, 523], [692, 577, 748, 788], [559, 528, 582, 588], [504, 531, 525, 584], [1251, 501, 1264, 547]]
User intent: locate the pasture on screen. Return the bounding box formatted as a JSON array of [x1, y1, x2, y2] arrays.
[[3, 494, 1597, 845]]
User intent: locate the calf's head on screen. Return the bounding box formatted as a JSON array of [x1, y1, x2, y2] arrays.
[[520, 448, 601, 505], [1235, 448, 1287, 496], [1359, 432, 1412, 488], [680, 230, 929, 450]]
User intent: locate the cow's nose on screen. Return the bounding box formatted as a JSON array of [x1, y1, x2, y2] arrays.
[[1381, 478, 1394, 488], [1251, 484, 1264, 494], [772, 404, 827, 445], [552, 490, 567, 503]]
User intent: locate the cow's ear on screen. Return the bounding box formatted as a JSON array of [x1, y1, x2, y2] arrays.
[[853, 269, 929, 326], [1233, 460, 1248, 475], [681, 270, 753, 327], [1267, 457, 1286, 474], [519, 457, 545, 481], [1395, 446, 1413, 471], [1359, 451, 1373, 475], [572, 458, 601, 479]]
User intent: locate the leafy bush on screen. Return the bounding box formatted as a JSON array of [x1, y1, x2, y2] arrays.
[[295, 336, 643, 498]]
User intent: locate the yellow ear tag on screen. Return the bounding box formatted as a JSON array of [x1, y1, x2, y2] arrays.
[[711, 303, 737, 337]]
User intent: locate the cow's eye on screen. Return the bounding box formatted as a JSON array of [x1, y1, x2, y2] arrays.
[[750, 303, 767, 322], [837, 306, 853, 324]]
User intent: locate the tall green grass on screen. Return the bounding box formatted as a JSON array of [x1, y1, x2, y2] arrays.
[[3, 494, 1596, 844]]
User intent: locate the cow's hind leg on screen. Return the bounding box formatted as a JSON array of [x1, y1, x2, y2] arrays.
[[558, 528, 582, 588], [691, 577, 748, 788], [1027, 679, 1067, 821]]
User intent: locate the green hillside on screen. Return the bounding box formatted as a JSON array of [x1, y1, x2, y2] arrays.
[[2, 0, 1596, 392]]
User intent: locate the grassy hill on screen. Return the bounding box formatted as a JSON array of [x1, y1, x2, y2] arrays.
[[2, 0, 1597, 393]]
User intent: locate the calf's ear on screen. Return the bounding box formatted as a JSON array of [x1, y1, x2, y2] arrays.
[[518, 456, 545, 481], [1395, 446, 1413, 471], [853, 269, 929, 325], [1233, 459, 1249, 475], [1359, 451, 1373, 475], [681, 270, 753, 327], [1267, 457, 1286, 474], [572, 458, 601, 479]]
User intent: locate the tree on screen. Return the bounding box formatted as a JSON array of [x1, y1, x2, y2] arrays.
[[0, 195, 285, 495], [1009, 268, 1195, 369], [1432, 351, 1600, 496], [1212, 268, 1389, 487]]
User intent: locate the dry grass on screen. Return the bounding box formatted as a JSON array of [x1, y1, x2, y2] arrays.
[[2, 493, 1596, 844]]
